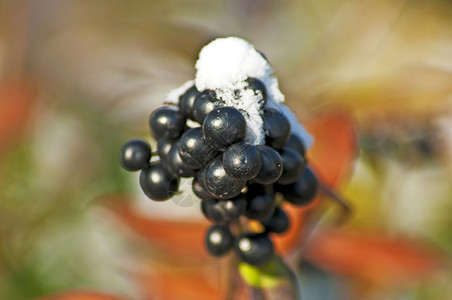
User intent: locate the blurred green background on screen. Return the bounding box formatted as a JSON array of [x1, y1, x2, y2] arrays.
[[1, 0, 452, 299]]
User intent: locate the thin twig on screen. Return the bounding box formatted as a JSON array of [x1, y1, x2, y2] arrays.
[[284, 262, 303, 300], [319, 183, 352, 225]]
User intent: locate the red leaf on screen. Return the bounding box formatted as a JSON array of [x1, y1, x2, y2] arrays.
[[305, 229, 442, 285], [137, 270, 248, 300], [0, 80, 37, 151]]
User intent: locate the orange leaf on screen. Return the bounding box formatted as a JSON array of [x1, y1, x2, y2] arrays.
[[305, 110, 357, 188], [108, 201, 209, 258], [38, 291, 126, 300], [305, 229, 442, 285]]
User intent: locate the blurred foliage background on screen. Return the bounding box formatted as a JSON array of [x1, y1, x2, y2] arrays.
[[1, 0, 452, 299]]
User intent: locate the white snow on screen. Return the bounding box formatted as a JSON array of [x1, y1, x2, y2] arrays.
[[172, 37, 313, 148]]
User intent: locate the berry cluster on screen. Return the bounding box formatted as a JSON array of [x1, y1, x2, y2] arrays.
[[119, 78, 319, 267]]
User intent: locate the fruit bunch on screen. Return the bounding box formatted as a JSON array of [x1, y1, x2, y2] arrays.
[[119, 37, 319, 267]]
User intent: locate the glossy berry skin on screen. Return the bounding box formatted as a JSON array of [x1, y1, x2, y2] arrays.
[[223, 142, 262, 180], [139, 162, 179, 201], [280, 166, 319, 206], [217, 195, 247, 221], [245, 191, 275, 221], [179, 128, 218, 169], [246, 77, 267, 107], [192, 170, 213, 201], [205, 225, 233, 257], [253, 145, 283, 184], [157, 139, 173, 166], [193, 90, 218, 123], [262, 207, 290, 234], [178, 85, 199, 119], [167, 143, 196, 178], [234, 233, 274, 266], [201, 200, 227, 225], [202, 107, 247, 151], [149, 106, 185, 140], [263, 108, 291, 149], [119, 139, 151, 171], [277, 147, 306, 185], [204, 156, 246, 199], [286, 134, 306, 157]]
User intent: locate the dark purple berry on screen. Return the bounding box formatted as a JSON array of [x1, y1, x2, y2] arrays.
[[202, 107, 247, 151], [179, 128, 218, 169], [139, 162, 179, 201], [280, 166, 318, 206], [235, 233, 274, 266], [277, 147, 306, 185], [178, 85, 199, 119], [205, 225, 233, 257], [263, 108, 291, 149], [167, 143, 196, 178], [223, 142, 261, 180], [119, 139, 151, 171], [193, 90, 218, 123], [286, 134, 306, 157], [253, 145, 283, 184], [262, 207, 290, 234], [149, 106, 185, 140], [204, 156, 246, 199]]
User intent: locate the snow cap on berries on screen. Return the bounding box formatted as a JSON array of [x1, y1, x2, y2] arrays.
[[173, 37, 313, 148]]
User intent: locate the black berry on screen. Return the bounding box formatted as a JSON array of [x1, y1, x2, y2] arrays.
[[149, 106, 185, 140], [192, 170, 213, 201], [205, 225, 233, 257], [223, 142, 262, 180], [193, 90, 218, 123], [277, 147, 305, 185], [217, 195, 247, 221], [157, 139, 173, 166], [286, 134, 306, 157], [280, 166, 318, 206], [262, 207, 290, 234], [245, 191, 275, 221], [179, 128, 218, 169], [202, 106, 247, 151], [253, 145, 283, 184], [204, 156, 246, 199], [263, 108, 291, 149], [119, 139, 151, 171], [201, 200, 227, 225], [235, 233, 274, 266], [167, 143, 196, 178], [139, 162, 179, 201], [179, 85, 199, 119]]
